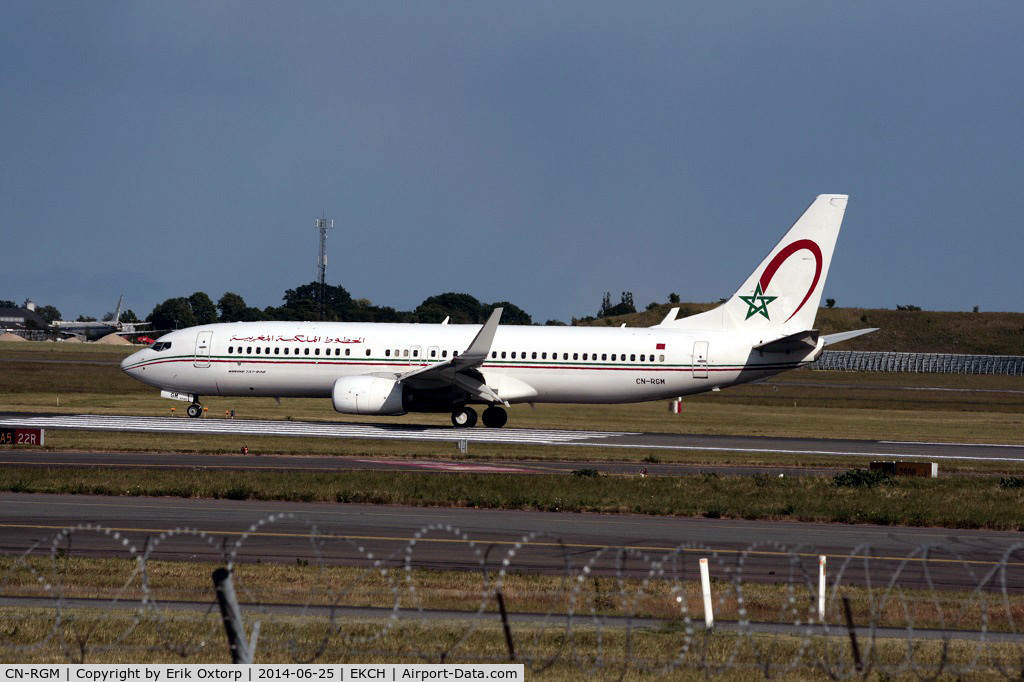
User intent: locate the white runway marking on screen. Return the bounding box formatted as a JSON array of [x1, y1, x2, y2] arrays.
[[879, 440, 1022, 448], [0, 414, 633, 446]]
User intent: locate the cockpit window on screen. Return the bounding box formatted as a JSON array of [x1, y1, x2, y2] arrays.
[[151, 342, 172, 352]]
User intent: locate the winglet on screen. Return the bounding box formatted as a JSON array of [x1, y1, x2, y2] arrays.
[[459, 307, 502, 364]]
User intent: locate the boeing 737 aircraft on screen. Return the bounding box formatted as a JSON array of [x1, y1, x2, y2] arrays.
[[121, 195, 875, 427]]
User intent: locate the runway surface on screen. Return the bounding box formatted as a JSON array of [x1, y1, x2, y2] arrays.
[[0, 449, 839, 477], [1, 493, 1021, 592], [2, 412, 1023, 463]]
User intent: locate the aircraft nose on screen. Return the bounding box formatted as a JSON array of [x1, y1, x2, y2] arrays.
[[121, 350, 142, 374]]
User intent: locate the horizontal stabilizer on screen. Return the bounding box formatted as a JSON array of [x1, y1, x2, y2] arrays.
[[754, 329, 820, 353], [821, 327, 879, 346]]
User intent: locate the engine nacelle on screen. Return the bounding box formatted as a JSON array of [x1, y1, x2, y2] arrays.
[[332, 376, 407, 415]]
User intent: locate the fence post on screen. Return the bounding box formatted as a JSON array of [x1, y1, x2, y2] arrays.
[[818, 555, 826, 622], [212, 567, 259, 664], [699, 557, 714, 629], [842, 594, 863, 673]]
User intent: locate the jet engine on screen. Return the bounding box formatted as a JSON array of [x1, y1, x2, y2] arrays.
[[332, 376, 407, 415]]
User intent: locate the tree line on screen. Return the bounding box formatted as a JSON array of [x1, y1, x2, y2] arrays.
[[145, 282, 536, 332]]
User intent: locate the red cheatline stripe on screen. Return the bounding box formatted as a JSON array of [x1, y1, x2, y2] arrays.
[[125, 357, 805, 373]]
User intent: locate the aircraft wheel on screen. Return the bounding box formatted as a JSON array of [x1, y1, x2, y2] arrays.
[[482, 406, 507, 428], [187, 403, 203, 418], [451, 406, 478, 428]]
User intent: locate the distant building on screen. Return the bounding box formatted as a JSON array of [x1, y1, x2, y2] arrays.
[[0, 300, 47, 331]]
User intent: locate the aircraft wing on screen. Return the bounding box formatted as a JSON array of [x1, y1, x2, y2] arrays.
[[396, 307, 506, 404]]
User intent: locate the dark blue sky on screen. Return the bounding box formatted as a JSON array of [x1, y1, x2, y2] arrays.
[[2, 2, 1022, 322]]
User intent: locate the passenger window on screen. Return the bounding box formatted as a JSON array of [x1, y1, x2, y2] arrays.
[[345, 348, 350, 356], [511, 352, 516, 359], [602, 353, 607, 361], [366, 349, 371, 356], [442, 350, 448, 358], [541, 352, 547, 360], [659, 354, 665, 362], [563, 353, 568, 360], [316, 348, 321, 356], [283, 348, 289, 355], [640, 354, 645, 362], [255, 347, 261, 355], [245, 346, 251, 354], [501, 351, 506, 359], [582, 353, 588, 361], [386, 349, 391, 357], [430, 349, 436, 358], [630, 354, 636, 361], [274, 348, 279, 355], [532, 352, 537, 359], [403, 349, 409, 357], [573, 353, 578, 360], [227, 346, 233, 354], [453, 351, 459, 357], [413, 349, 419, 358], [304, 348, 310, 356], [491, 351, 496, 359]]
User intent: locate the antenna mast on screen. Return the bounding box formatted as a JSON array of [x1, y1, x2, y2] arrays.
[[315, 213, 334, 321]]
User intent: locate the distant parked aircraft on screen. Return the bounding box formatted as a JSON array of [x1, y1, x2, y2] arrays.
[[122, 195, 876, 426], [52, 296, 151, 341]]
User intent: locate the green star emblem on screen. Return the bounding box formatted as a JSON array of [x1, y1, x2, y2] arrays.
[[739, 283, 777, 320]]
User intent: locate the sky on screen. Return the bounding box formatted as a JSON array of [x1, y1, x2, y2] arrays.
[[1, 2, 1022, 323]]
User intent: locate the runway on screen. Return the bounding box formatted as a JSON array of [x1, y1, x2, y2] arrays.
[[1, 493, 1021, 592], [0, 449, 840, 477], [2, 412, 1023, 462]]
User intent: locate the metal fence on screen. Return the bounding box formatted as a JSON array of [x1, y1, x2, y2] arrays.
[[812, 350, 1024, 375], [4, 515, 1024, 677]]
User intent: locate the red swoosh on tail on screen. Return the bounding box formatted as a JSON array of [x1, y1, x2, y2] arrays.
[[758, 239, 822, 323]]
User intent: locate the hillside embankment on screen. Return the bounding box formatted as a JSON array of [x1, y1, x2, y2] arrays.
[[582, 304, 1024, 355]]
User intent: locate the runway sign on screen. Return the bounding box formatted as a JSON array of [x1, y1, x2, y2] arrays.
[[0, 427, 44, 446]]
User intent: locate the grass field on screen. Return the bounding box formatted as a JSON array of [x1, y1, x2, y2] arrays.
[[4, 465, 1024, 528], [1, 606, 1020, 677]]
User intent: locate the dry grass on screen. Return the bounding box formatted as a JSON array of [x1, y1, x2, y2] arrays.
[[4, 555, 1023, 634], [2, 606, 1022, 679]]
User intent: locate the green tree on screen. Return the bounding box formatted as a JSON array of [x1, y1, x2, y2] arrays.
[[148, 298, 197, 330], [217, 292, 266, 322], [188, 292, 219, 325], [415, 293, 483, 324], [282, 282, 353, 321], [668, 292, 681, 304], [36, 305, 61, 324], [119, 309, 140, 324], [0, 300, 17, 308], [483, 301, 532, 325]]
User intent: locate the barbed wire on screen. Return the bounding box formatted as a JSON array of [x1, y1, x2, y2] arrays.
[[3, 513, 1024, 677]]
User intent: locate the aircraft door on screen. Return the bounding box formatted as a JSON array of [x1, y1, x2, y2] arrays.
[[692, 341, 708, 379], [410, 345, 422, 366], [194, 331, 213, 368]]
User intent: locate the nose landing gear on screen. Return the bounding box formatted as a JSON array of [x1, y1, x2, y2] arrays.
[[186, 402, 203, 418]]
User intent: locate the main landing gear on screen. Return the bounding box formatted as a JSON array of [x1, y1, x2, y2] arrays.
[[186, 401, 203, 418], [482, 405, 507, 428], [451, 405, 507, 428], [451, 406, 477, 428]]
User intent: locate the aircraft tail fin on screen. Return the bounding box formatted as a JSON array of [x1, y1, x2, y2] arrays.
[[113, 295, 124, 326], [655, 194, 848, 333]]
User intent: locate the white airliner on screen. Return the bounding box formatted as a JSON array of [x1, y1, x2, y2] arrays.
[[121, 195, 875, 427]]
